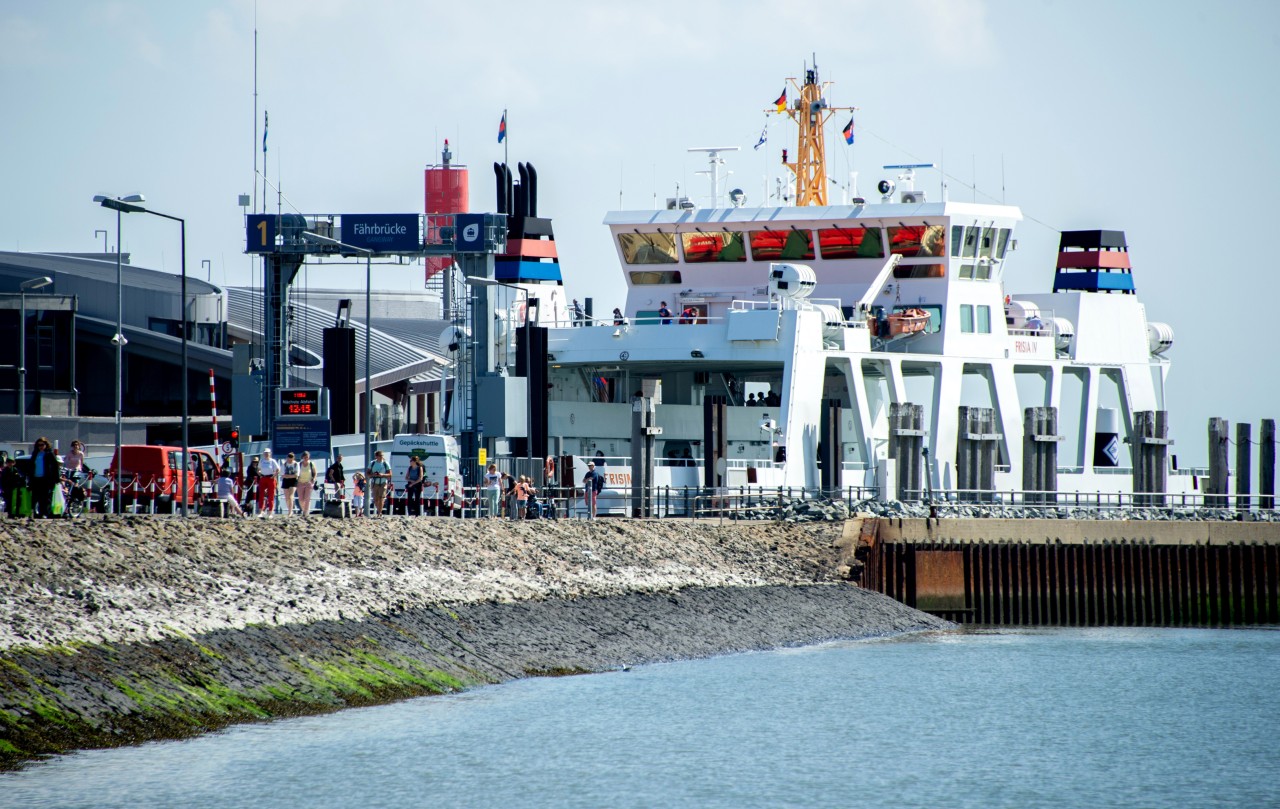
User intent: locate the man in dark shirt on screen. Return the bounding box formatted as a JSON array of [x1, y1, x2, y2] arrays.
[[658, 301, 672, 325], [326, 453, 346, 499]]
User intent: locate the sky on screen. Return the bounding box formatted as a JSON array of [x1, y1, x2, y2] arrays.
[[2, 0, 1278, 464]]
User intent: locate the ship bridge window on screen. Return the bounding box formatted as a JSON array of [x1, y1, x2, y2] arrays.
[[618, 231, 678, 265], [889, 224, 946, 257], [958, 263, 993, 280], [817, 225, 884, 259], [893, 263, 946, 279], [629, 270, 683, 285], [978, 227, 1012, 260], [680, 231, 746, 262], [749, 228, 814, 261]]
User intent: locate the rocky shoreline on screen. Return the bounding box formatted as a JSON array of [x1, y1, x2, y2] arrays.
[[0, 516, 948, 768]]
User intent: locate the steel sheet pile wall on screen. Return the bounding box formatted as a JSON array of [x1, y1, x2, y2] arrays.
[[860, 520, 1280, 626]]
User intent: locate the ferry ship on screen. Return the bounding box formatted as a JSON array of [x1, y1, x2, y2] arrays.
[[470, 64, 1185, 506]]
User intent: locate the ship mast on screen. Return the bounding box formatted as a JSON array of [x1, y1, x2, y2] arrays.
[[774, 60, 853, 206]]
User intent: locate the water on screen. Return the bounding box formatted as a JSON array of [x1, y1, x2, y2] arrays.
[[5, 628, 1278, 808]]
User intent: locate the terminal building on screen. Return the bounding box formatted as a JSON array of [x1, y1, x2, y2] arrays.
[[0, 250, 450, 456]]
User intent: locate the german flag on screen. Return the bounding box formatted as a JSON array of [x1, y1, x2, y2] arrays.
[[774, 89, 786, 113]]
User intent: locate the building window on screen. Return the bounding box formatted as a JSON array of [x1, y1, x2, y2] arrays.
[[960, 304, 974, 333], [36, 325, 55, 368]]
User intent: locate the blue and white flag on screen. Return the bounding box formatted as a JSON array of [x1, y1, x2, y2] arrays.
[[263, 111, 268, 153], [753, 123, 767, 150]]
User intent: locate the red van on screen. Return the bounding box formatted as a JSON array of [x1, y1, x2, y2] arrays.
[[107, 445, 221, 511]]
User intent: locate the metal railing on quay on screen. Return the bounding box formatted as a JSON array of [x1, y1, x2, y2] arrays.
[[899, 487, 1274, 514]]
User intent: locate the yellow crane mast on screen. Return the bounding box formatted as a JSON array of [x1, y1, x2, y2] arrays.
[[771, 62, 854, 207]]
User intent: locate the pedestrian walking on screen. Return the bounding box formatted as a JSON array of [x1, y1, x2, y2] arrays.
[[25, 437, 61, 519], [296, 451, 318, 517], [280, 453, 299, 514], [404, 455, 425, 516], [243, 456, 261, 515], [514, 475, 531, 521], [368, 450, 392, 515], [326, 453, 346, 500], [582, 461, 603, 519], [483, 463, 501, 517], [257, 448, 281, 516], [351, 472, 366, 515]]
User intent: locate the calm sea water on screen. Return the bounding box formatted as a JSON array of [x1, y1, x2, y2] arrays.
[[4, 627, 1278, 808]]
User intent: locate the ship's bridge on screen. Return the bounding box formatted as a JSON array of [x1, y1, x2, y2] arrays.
[[605, 200, 1021, 354]]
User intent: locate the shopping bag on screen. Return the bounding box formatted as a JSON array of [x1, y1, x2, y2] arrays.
[[51, 484, 66, 516], [14, 487, 33, 518]]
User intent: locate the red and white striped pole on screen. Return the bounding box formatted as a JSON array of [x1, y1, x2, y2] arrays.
[[209, 368, 220, 463]]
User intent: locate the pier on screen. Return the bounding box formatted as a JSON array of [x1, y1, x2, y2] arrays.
[[851, 518, 1280, 626]]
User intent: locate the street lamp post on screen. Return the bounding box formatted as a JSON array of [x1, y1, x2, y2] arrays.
[[464, 277, 534, 475], [302, 231, 374, 516], [93, 194, 144, 515], [18, 276, 53, 443]]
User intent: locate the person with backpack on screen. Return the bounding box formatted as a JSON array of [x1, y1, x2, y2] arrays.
[[404, 455, 425, 516], [582, 461, 603, 519]]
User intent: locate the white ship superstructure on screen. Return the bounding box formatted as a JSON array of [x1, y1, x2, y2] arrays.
[[498, 63, 1184, 503]]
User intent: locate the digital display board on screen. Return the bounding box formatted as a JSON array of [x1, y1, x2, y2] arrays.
[[278, 388, 323, 418]]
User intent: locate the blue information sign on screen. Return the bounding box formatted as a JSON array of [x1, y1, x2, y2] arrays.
[[273, 419, 333, 458], [246, 214, 277, 253], [454, 213, 489, 252], [340, 214, 421, 254]]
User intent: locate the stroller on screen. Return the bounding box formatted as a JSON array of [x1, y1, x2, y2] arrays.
[[526, 492, 556, 519], [65, 469, 94, 516]]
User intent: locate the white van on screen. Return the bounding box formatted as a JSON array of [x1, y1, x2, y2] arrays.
[[389, 434, 464, 514]]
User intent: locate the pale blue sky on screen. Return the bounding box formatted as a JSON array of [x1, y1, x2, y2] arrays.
[[2, 0, 1277, 463]]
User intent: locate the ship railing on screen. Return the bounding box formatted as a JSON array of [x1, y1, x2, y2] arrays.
[[1004, 306, 1060, 336]]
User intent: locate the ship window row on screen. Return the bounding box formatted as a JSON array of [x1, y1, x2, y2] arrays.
[[950, 225, 1012, 260], [618, 224, 952, 266], [959, 304, 993, 334]]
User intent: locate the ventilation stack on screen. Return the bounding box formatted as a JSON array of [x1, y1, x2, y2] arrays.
[[424, 140, 469, 282]]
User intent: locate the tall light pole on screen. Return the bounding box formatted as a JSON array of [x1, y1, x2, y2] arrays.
[[94, 230, 108, 253], [465, 276, 533, 473], [18, 276, 53, 443], [302, 231, 374, 515], [94, 193, 144, 515]]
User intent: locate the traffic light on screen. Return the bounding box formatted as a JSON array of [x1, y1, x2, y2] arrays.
[[229, 427, 240, 450]]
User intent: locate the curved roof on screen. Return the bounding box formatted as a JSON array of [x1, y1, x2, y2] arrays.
[[225, 287, 450, 391]]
